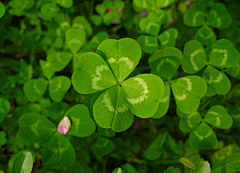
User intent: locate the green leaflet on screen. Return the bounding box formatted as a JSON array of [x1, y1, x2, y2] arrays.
[[211, 153, 240, 173], [0, 98, 11, 123], [54, 37, 64, 48], [66, 28, 86, 54], [202, 65, 231, 96], [73, 16, 93, 37], [171, 76, 207, 114], [112, 167, 122, 173], [122, 74, 164, 118], [90, 15, 102, 26], [49, 76, 71, 102], [190, 159, 211, 173], [204, 105, 233, 129], [149, 9, 169, 24], [177, 109, 202, 133], [97, 126, 116, 137], [42, 132, 76, 168], [97, 38, 141, 82], [18, 113, 56, 144], [209, 39, 240, 69], [93, 85, 134, 132], [182, 40, 206, 74], [158, 28, 178, 48], [152, 82, 170, 119], [41, 3, 59, 18], [56, 0, 73, 8], [65, 104, 96, 137], [89, 31, 109, 49], [72, 52, 117, 94], [49, 102, 70, 122], [164, 166, 181, 173], [206, 3, 232, 29], [23, 78, 48, 102], [0, 2, 6, 18], [91, 136, 114, 157], [156, 0, 175, 8], [225, 61, 240, 79], [40, 60, 55, 80], [137, 35, 158, 54], [122, 163, 138, 173], [139, 16, 161, 36], [47, 52, 72, 72], [183, 4, 205, 27], [189, 122, 217, 150], [12, 150, 33, 173], [195, 26, 216, 46], [149, 47, 182, 80], [133, 0, 175, 9], [0, 131, 7, 149]]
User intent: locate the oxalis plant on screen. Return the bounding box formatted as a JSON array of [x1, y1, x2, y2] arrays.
[[1, 0, 240, 173]]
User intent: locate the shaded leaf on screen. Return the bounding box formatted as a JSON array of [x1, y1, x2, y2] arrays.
[[57, 0, 73, 8], [195, 26, 216, 46], [40, 60, 55, 80], [91, 136, 114, 157], [183, 4, 205, 27], [0, 98, 11, 123]]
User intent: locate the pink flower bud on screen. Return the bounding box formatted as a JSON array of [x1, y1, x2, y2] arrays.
[[58, 116, 71, 135]]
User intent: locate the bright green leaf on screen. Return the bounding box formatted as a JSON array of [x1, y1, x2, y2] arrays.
[[122, 74, 164, 118], [12, 150, 33, 173], [137, 35, 158, 54], [57, 0, 73, 8], [195, 26, 216, 46], [96, 38, 142, 82], [156, 0, 175, 8], [189, 122, 217, 150], [47, 52, 72, 72], [66, 104, 96, 137], [204, 105, 233, 129], [72, 16, 93, 37], [72, 52, 117, 94], [0, 2, 6, 18], [49, 76, 71, 102], [182, 40, 206, 74], [90, 15, 102, 26], [206, 3, 232, 29], [190, 159, 211, 173], [23, 78, 48, 102], [0, 98, 11, 123], [158, 28, 178, 48], [40, 60, 55, 80], [149, 47, 182, 80], [183, 4, 205, 27], [112, 167, 122, 173], [149, 9, 170, 24], [18, 113, 56, 144], [41, 3, 59, 18], [93, 85, 134, 132], [225, 62, 240, 79], [42, 132, 76, 168], [139, 17, 161, 36], [171, 76, 207, 114], [66, 28, 86, 54]]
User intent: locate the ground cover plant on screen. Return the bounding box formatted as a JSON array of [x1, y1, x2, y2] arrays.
[[0, 0, 240, 172]]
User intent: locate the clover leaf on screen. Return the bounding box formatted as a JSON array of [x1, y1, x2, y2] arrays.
[[0, 2, 5, 18], [183, 3, 205, 27], [12, 150, 33, 173], [0, 98, 11, 123], [66, 28, 86, 54], [72, 38, 164, 132], [190, 159, 211, 173], [195, 26, 216, 46]]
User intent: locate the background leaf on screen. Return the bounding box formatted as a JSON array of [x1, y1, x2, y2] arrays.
[[190, 159, 211, 173], [66, 28, 86, 54], [57, 0, 73, 8], [91, 136, 114, 157], [47, 52, 72, 72], [137, 35, 158, 54], [40, 60, 55, 80], [195, 26, 216, 46], [0, 98, 11, 123], [158, 28, 178, 48], [183, 4, 205, 27]]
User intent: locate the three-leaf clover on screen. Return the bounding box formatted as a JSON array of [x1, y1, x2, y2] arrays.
[[182, 39, 240, 96], [149, 47, 207, 116], [72, 38, 165, 132], [177, 105, 233, 150]]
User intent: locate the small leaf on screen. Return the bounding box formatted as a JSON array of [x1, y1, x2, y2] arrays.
[[18, 113, 56, 144], [66, 104, 96, 137], [12, 150, 33, 173], [158, 28, 178, 48], [182, 40, 206, 74], [225, 61, 240, 79], [202, 65, 231, 96], [122, 74, 164, 118], [122, 163, 138, 173], [97, 126, 116, 137], [93, 85, 134, 132], [190, 159, 211, 173], [152, 82, 171, 119], [171, 76, 207, 114], [149, 47, 182, 80], [92, 136, 114, 157], [183, 4, 205, 27], [178, 110, 202, 133], [180, 157, 195, 169], [66, 28, 86, 54], [47, 52, 72, 72], [42, 132, 76, 168], [209, 39, 240, 68], [89, 31, 108, 49], [49, 76, 71, 102], [56, 0, 73, 8], [0, 98, 11, 123], [41, 3, 59, 18], [23, 78, 48, 102], [0, 2, 6, 18], [204, 105, 233, 129], [97, 38, 142, 82], [0, 131, 7, 149], [211, 153, 240, 173], [40, 60, 55, 80], [139, 17, 161, 36], [49, 102, 70, 122], [72, 52, 117, 94], [189, 122, 217, 150], [137, 35, 158, 54], [164, 166, 181, 173], [156, 0, 175, 8], [206, 3, 232, 29], [149, 9, 169, 24], [164, 133, 184, 158], [73, 16, 93, 37], [112, 167, 122, 173], [195, 26, 216, 46], [58, 116, 71, 135]]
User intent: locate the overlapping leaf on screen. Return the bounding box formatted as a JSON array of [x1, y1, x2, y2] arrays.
[[66, 28, 86, 54], [47, 52, 72, 72], [12, 150, 33, 173], [195, 26, 216, 46], [137, 35, 158, 54], [183, 4, 205, 27], [158, 28, 178, 48]]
